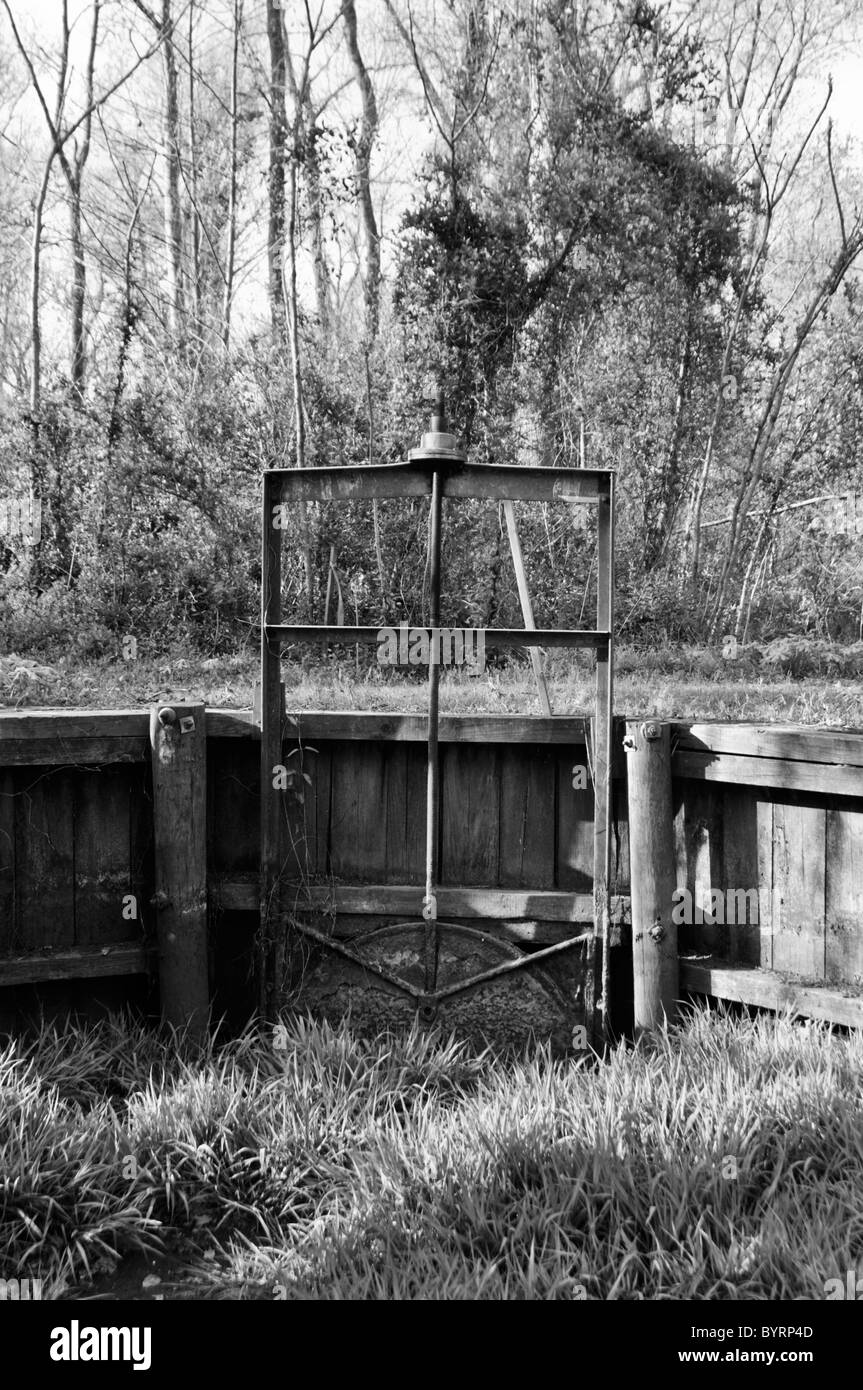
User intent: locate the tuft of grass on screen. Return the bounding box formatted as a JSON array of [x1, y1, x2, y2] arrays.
[[1, 1005, 862, 1299]]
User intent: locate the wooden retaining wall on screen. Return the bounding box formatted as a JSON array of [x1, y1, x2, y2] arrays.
[[1, 710, 862, 1029], [673, 722, 863, 1027]]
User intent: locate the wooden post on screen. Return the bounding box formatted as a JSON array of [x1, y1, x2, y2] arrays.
[[625, 718, 678, 1034], [149, 701, 209, 1039]]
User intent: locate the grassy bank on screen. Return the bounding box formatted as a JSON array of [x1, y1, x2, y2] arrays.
[[2, 1005, 861, 1300], [3, 644, 863, 725]]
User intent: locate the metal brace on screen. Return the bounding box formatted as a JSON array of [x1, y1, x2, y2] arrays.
[[283, 914, 593, 1008]]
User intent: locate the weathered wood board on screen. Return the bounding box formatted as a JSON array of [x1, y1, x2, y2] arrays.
[[14, 769, 76, 951], [825, 804, 863, 984], [74, 768, 135, 946], [771, 794, 826, 979], [1, 709, 863, 1032]]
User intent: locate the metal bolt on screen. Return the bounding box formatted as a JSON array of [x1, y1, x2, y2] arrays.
[[622, 734, 636, 750], [648, 920, 666, 943], [642, 722, 661, 741], [157, 706, 177, 728]]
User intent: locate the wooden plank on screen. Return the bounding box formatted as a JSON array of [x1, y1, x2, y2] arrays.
[[0, 708, 591, 747], [383, 742, 409, 884], [0, 737, 148, 766], [267, 460, 612, 504], [207, 709, 258, 737], [611, 776, 630, 896], [680, 956, 863, 1029], [15, 769, 75, 951], [329, 741, 387, 881], [277, 739, 318, 880], [284, 714, 589, 745], [757, 792, 774, 970], [0, 945, 150, 985], [214, 876, 631, 922], [128, 761, 152, 945], [771, 796, 826, 979], [150, 704, 209, 1037], [0, 710, 147, 739], [74, 768, 135, 946], [557, 752, 593, 891], [721, 784, 761, 966], [209, 738, 259, 876], [0, 768, 14, 953], [675, 722, 863, 768], [825, 805, 863, 985], [440, 744, 499, 885], [672, 778, 725, 956], [309, 743, 332, 877], [674, 748, 863, 797], [498, 746, 555, 888], [384, 743, 426, 884], [5, 709, 862, 764]]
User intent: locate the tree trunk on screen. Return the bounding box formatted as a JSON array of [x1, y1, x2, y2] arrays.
[[188, 0, 202, 335], [305, 128, 330, 342], [284, 151, 306, 470], [69, 176, 87, 395], [222, 0, 242, 351], [342, 0, 380, 342], [160, 0, 185, 343], [708, 231, 863, 635], [29, 156, 54, 430], [265, 0, 288, 340]]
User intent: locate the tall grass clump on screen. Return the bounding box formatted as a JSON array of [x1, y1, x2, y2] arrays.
[[1, 1005, 861, 1299]]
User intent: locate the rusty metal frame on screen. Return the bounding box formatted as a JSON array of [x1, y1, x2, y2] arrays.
[[260, 457, 614, 1040]]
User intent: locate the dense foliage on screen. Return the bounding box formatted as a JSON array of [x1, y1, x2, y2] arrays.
[[1, 0, 861, 662]]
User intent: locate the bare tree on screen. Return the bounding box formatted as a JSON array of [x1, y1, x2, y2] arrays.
[[222, 0, 243, 351], [341, 0, 380, 343], [132, 0, 187, 343], [708, 199, 863, 633], [678, 0, 850, 596], [265, 0, 289, 342], [1, 0, 166, 420], [187, 0, 202, 332]]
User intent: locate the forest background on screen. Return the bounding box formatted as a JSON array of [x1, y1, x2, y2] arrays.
[[2, 0, 863, 704]]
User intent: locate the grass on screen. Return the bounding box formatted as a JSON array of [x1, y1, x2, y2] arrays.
[[3, 645, 863, 726], [2, 1004, 861, 1300]]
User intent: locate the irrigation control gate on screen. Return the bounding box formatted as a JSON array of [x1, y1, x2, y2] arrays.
[[259, 393, 616, 1045]]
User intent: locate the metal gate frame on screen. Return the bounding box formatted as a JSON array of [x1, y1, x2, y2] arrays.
[[259, 455, 615, 1044]]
